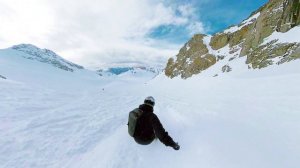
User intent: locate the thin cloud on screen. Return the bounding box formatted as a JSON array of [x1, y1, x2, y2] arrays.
[[0, 0, 207, 69]]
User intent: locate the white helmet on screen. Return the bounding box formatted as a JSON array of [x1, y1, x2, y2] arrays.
[[144, 96, 155, 106]]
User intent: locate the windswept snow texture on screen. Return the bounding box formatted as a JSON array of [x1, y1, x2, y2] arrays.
[[1, 48, 300, 168]]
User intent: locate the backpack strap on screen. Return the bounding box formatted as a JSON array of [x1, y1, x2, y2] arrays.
[[136, 108, 144, 117]]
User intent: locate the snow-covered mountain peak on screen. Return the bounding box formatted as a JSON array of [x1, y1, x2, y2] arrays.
[[97, 66, 163, 78], [10, 44, 84, 72]]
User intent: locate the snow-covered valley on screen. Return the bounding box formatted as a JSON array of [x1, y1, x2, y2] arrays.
[[1, 44, 300, 168]]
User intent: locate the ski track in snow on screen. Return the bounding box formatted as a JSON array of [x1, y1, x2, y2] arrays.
[[0, 75, 155, 168], [1, 58, 300, 167]]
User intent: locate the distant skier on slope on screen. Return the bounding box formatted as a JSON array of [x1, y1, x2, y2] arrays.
[[128, 96, 180, 150]]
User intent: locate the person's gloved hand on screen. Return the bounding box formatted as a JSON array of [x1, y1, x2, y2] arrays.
[[173, 142, 180, 150]]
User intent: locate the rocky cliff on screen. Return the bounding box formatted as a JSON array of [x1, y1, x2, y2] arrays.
[[165, 0, 300, 78]]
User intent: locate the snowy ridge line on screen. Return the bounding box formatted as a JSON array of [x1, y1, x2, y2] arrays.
[[0, 44, 161, 89], [97, 66, 163, 78], [223, 12, 261, 34], [11, 44, 84, 72], [240, 12, 261, 27]]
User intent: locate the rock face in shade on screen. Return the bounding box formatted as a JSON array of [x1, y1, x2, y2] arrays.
[[165, 0, 300, 79]]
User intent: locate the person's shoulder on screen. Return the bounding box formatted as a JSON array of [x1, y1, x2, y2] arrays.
[[151, 112, 157, 116], [138, 104, 145, 109], [149, 112, 159, 119]]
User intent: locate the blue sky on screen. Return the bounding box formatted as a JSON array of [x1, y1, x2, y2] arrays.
[[149, 0, 268, 44], [0, 0, 268, 69]]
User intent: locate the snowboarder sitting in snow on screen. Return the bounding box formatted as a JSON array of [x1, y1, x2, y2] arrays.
[[128, 96, 180, 150]]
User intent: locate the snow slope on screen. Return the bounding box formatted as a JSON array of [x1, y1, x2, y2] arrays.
[[0, 45, 115, 90], [10, 44, 84, 72], [1, 46, 300, 168], [262, 26, 300, 44]]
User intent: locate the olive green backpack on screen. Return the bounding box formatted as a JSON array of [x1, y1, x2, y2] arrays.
[[128, 108, 143, 137]]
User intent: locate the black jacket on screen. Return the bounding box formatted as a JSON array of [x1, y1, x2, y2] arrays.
[[134, 104, 176, 147]]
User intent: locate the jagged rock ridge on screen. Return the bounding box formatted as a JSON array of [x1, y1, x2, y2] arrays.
[[165, 0, 300, 79]]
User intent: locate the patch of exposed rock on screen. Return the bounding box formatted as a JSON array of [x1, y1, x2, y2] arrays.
[[165, 0, 300, 78], [165, 34, 216, 78]]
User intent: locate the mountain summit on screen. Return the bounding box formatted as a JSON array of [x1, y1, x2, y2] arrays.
[[165, 0, 300, 78], [10, 44, 84, 72]]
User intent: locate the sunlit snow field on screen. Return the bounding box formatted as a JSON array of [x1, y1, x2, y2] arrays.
[[1, 49, 300, 168]]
